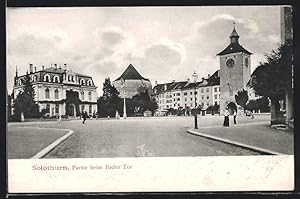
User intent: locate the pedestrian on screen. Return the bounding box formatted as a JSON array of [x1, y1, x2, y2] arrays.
[[223, 108, 229, 127], [233, 110, 237, 125], [82, 111, 87, 124]]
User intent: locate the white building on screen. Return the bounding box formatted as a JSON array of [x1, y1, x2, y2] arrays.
[[153, 70, 220, 112], [12, 64, 98, 117]]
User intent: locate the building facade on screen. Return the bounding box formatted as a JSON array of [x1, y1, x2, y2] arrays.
[[13, 64, 98, 117], [153, 70, 220, 112]]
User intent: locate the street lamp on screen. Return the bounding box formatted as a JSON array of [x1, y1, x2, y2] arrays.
[[120, 78, 127, 119], [192, 72, 198, 129]]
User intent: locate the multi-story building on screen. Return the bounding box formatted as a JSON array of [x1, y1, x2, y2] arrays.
[[153, 70, 220, 112], [12, 64, 98, 117]]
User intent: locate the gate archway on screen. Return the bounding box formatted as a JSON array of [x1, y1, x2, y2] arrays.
[[227, 102, 237, 115]]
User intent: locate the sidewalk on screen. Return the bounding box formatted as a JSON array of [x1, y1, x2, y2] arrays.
[[187, 121, 293, 155]]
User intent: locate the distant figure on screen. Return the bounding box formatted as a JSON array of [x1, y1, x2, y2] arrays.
[[82, 111, 87, 124], [58, 115, 62, 122], [223, 108, 229, 127], [233, 110, 237, 125], [115, 110, 119, 119]]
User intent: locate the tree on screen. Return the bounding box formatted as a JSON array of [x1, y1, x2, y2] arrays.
[[127, 90, 158, 116], [248, 40, 292, 100], [246, 97, 270, 112], [235, 89, 248, 112], [13, 74, 41, 120], [97, 78, 122, 117]]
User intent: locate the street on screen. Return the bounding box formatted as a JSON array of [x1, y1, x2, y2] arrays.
[[8, 115, 276, 158]]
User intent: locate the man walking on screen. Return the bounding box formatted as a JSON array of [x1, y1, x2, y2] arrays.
[[82, 111, 87, 124]]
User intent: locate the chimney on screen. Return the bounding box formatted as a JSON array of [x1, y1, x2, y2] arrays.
[[64, 64, 67, 70], [155, 80, 158, 86], [208, 74, 210, 79], [202, 77, 205, 81], [29, 64, 33, 73], [164, 84, 167, 91], [54, 64, 57, 70], [172, 80, 175, 83], [187, 78, 190, 83], [59, 64, 62, 69], [42, 65, 45, 70], [34, 66, 37, 72]]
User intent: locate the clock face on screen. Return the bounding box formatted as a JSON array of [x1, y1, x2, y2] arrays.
[[245, 58, 249, 67], [226, 59, 235, 67]]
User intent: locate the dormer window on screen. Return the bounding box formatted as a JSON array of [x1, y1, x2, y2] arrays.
[[80, 79, 85, 85], [44, 74, 51, 82], [32, 75, 37, 82], [53, 75, 59, 83], [87, 80, 92, 86]]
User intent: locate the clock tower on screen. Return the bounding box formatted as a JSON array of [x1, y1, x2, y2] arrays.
[[217, 23, 252, 115]]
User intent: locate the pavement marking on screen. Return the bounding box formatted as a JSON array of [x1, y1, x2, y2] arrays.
[[187, 128, 284, 155], [24, 127, 75, 159]]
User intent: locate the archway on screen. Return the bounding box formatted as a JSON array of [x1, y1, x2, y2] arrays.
[[227, 102, 237, 115], [65, 90, 80, 116]]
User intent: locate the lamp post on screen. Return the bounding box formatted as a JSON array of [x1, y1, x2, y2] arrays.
[[192, 72, 198, 129], [120, 78, 127, 119]]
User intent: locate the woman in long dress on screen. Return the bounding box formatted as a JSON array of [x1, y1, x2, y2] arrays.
[[223, 108, 230, 127]]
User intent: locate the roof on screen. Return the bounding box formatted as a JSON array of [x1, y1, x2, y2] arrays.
[[115, 64, 149, 81], [42, 67, 91, 77], [217, 42, 252, 56]]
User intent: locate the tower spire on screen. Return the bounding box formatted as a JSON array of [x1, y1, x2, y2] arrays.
[[230, 22, 240, 44]]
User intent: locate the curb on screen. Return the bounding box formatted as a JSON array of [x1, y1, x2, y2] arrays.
[[30, 128, 74, 159], [187, 128, 284, 155]]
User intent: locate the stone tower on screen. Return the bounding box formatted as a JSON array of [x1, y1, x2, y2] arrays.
[[217, 24, 252, 115]]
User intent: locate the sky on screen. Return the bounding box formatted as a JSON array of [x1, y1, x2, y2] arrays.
[[6, 6, 282, 94]]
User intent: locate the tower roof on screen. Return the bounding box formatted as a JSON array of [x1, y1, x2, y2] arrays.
[[217, 24, 252, 56], [230, 27, 239, 38], [115, 64, 149, 81], [217, 42, 252, 55]]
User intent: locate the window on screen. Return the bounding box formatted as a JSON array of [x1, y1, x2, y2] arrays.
[[80, 79, 85, 85], [176, 93, 180, 96], [45, 88, 50, 99], [53, 75, 59, 83], [185, 98, 187, 102], [190, 98, 193, 101], [190, 92, 193, 95], [88, 92, 92, 101], [214, 87, 217, 92], [177, 98, 180, 101], [32, 75, 37, 82], [214, 95, 217, 100], [81, 105, 85, 112], [55, 89, 59, 99], [201, 96, 204, 100], [44, 74, 51, 82], [89, 105, 92, 114], [184, 92, 187, 96], [81, 91, 84, 100], [87, 80, 92, 86], [207, 96, 209, 100], [207, 102, 209, 106], [55, 104, 59, 114], [194, 91, 197, 95], [202, 102, 204, 106], [201, 88, 204, 93], [206, 88, 209, 92], [46, 104, 50, 113]]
